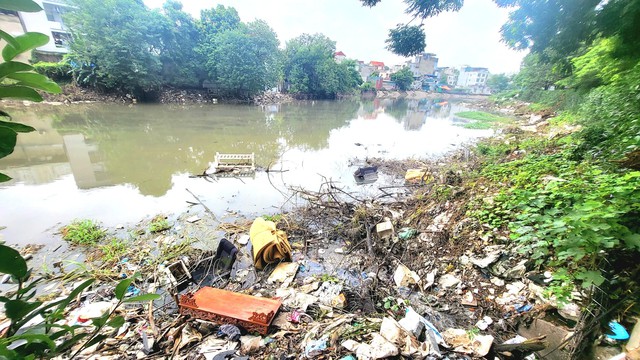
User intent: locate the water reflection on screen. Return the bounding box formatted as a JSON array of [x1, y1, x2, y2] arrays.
[[357, 98, 454, 130], [1, 102, 359, 196], [0, 100, 490, 245]]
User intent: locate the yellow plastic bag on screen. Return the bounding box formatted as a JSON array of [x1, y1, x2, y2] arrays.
[[250, 217, 292, 270]]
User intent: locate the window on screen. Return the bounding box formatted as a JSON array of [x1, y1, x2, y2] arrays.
[[51, 31, 70, 47]]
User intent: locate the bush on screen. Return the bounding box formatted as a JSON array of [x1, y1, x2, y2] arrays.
[[33, 61, 73, 82]]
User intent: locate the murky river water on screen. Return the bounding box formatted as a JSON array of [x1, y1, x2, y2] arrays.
[[0, 99, 490, 245]]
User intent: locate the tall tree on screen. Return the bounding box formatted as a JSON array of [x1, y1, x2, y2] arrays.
[[284, 34, 336, 97], [197, 5, 241, 84], [65, 0, 169, 97], [160, 0, 204, 88], [208, 20, 281, 97], [486, 73, 511, 93]]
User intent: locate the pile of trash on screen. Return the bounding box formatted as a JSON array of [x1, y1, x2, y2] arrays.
[[2, 142, 638, 359]]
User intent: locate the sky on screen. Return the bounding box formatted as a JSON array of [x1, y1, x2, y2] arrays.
[[143, 0, 527, 74]]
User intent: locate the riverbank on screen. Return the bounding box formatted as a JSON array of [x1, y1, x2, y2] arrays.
[[33, 83, 490, 107], [5, 104, 629, 359]]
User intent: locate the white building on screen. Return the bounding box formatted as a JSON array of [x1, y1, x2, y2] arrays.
[[456, 66, 490, 94], [17, 0, 71, 59]]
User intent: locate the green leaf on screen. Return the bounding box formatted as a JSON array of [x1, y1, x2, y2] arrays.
[[0, 61, 34, 79], [0, 0, 43, 12], [4, 299, 42, 321], [82, 334, 107, 350], [0, 85, 43, 102], [106, 315, 125, 328], [7, 72, 61, 93], [10, 334, 56, 351], [54, 278, 95, 312], [0, 30, 18, 48], [0, 110, 12, 119], [0, 173, 10, 182], [114, 273, 139, 300], [0, 244, 28, 280], [123, 293, 160, 303], [2, 32, 49, 62], [0, 126, 17, 159], [56, 333, 89, 353], [0, 120, 35, 133], [90, 312, 109, 328]]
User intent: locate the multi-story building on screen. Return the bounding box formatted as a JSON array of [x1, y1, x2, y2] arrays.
[[436, 67, 459, 86], [408, 52, 438, 77], [334, 51, 346, 64], [14, 0, 71, 60], [456, 66, 490, 94]]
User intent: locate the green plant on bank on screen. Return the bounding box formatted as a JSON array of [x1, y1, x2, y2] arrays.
[[263, 213, 282, 223], [61, 219, 105, 245], [0, 244, 160, 358], [471, 138, 640, 304], [99, 238, 128, 264], [0, 0, 62, 183], [454, 111, 510, 130], [149, 216, 171, 233], [32, 61, 73, 83]]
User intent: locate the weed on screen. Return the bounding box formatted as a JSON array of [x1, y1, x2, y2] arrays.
[[149, 216, 171, 233], [263, 214, 283, 223], [61, 219, 105, 245], [455, 111, 511, 129], [99, 238, 128, 264]]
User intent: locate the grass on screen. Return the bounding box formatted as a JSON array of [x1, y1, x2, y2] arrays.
[[61, 219, 105, 245], [149, 215, 171, 233], [454, 111, 510, 129], [99, 238, 128, 263]]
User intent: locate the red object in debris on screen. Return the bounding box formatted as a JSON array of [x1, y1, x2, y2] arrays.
[[179, 287, 281, 335]]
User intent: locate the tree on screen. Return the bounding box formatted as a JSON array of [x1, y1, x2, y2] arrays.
[[208, 20, 281, 97], [284, 33, 334, 97], [486, 73, 511, 93], [65, 0, 169, 98], [160, 0, 205, 88], [390, 67, 414, 91], [385, 25, 425, 58]]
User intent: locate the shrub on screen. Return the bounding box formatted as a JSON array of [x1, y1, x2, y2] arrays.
[[33, 61, 73, 82]]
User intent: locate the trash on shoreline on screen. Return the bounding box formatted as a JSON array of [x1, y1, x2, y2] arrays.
[[250, 218, 292, 270], [179, 287, 281, 335]]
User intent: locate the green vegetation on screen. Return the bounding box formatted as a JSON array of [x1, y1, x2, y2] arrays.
[[61, 219, 106, 245], [149, 216, 171, 233], [59, 1, 361, 100], [32, 61, 73, 82], [99, 238, 128, 263], [471, 137, 640, 305], [0, 0, 61, 182], [390, 66, 413, 91], [0, 247, 159, 358], [454, 111, 509, 129], [283, 34, 362, 99]]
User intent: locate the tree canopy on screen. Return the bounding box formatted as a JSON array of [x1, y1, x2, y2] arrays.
[[390, 67, 414, 91]]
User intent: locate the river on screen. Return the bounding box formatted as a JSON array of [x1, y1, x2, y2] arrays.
[[0, 98, 490, 245]]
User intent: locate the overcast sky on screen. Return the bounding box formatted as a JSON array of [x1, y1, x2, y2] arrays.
[[144, 0, 527, 74]]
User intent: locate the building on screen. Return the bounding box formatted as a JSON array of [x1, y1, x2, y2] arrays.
[[436, 67, 459, 87], [456, 66, 490, 94], [369, 61, 385, 71], [14, 0, 71, 60], [408, 52, 438, 77], [334, 51, 346, 64]]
